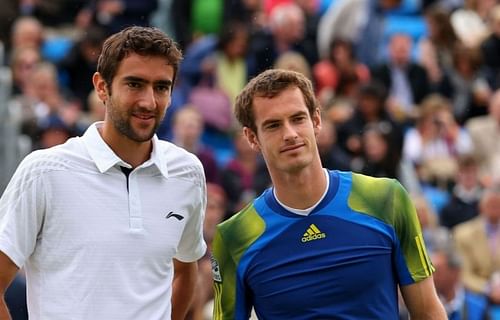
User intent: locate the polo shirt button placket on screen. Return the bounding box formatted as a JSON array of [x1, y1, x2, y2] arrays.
[[128, 170, 143, 230]]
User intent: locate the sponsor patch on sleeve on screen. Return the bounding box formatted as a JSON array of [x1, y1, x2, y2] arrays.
[[211, 254, 222, 282]]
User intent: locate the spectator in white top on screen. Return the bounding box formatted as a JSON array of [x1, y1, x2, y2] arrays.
[[403, 94, 472, 187], [0, 26, 207, 320]]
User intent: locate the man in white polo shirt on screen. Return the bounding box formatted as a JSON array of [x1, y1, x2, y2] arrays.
[[0, 26, 207, 319]]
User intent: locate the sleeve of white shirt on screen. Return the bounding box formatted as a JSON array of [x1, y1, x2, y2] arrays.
[[0, 152, 46, 267], [174, 164, 207, 262]]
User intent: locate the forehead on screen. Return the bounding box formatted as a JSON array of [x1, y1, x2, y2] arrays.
[[114, 53, 174, 82], [252, 87, 307, 122]]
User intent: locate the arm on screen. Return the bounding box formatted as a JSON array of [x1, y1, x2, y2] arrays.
[[400, 277, 447, 320], [0, 251, 19, 320], [171, 259, 198, 320]]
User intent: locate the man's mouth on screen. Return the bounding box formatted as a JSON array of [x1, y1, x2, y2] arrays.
[[280, 143, 305, 153]]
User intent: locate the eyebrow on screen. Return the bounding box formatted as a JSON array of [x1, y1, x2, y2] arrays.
[[261, 110, 308, 128], [122, 76, 172, 87]]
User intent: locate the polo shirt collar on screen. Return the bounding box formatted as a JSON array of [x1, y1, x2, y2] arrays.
[[83, 122, 169, 178]]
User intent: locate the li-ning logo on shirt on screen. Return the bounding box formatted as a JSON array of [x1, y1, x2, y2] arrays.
[[301, 224, 326, 242], [165, 211, 184, 221]]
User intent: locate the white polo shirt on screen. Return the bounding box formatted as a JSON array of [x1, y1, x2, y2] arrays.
[[0, 122, 207, 319]]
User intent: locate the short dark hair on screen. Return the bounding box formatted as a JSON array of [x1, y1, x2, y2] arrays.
[[234, 69, 319, 133], [97, 26, 182, 90]]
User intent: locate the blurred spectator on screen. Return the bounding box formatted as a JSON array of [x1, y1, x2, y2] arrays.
[[150, 0, 175, 37], [440, 154, 482, 230], [448, 43, 491, 122], [250, 3, 310, 74], [80, 89, 106, 127], [418, 6, 457, 98], [337, 81, 403, 158], [466, 89, 500, 185], [430, 229, 467, 320], [220, 129, 259, 217], [9, 46, 41, 96], [317, 0, 401, 67], [188, 76, 233, 134], [0, 0, 19, 52], [313, 39, 371, 103], [210, 21, 252, 104], [171, 105, 220, 183], [322, 97, 355, 127], [224, 0, 266, 30], [421, 5, 458, 73], [372, 33, 431, 123], [353, 121, 401, 179], [76, 0, 158, 34], [59, 26, 107, 111], [274, 51, 312, 79], [294, 0, 321, 65], [403, 94, 472, 189], [203, 183, 227, 246], [19, 0, 87, 27], [10, 16, 44, 53], [481, 4, 500, 90], [26, 62, 83, 147], [35, 114, 74, 149], [454, 184, 500, 317], [451, 0, 491, 48], [316, 115, 352, 171]]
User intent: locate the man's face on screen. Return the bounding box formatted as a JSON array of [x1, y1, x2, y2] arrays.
[[389, 35, 412, 66], [94, 53, 174, 143], [244, 87, 321, 174], [431, 252, 460, 295], [173, 110, 203, 148]]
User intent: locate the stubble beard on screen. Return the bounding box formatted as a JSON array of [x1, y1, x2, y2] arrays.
[[107, 98, 163, 143]]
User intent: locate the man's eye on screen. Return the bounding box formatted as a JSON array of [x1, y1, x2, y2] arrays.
[[156, 85, 170, 93], [127, 82, 141, 88], [265, 123, 279, 129]]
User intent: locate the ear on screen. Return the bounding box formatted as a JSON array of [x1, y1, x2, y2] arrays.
[[312, 108, 322, 137], [92, 72, 109, 104], [243, 127, 261, 152]]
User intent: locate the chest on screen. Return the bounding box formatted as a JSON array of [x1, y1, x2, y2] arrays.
[[37, 170, 196, 264], [243, 215, 397, 313]]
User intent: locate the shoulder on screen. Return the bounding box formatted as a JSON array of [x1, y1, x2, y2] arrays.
[[16, 138, 85, 177], [350, 172, 402, 200], [348, 172, 409, 222], [215, 202, 266, 248], [156, 140, 205, 182], [5, 138, 88, 194]]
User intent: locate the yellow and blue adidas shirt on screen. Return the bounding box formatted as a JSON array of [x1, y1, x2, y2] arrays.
[[211, 170, 434, 320]]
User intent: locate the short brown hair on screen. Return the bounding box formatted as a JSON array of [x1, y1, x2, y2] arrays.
[[97, 26, 182, 90], [234, 69, 319, 133]]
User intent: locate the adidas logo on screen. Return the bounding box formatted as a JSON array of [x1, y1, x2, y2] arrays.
[[301, 224, 326, 243]]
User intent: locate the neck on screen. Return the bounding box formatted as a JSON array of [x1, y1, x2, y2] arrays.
[[99, 126, 152, 168], [272, 161, 327, 209]]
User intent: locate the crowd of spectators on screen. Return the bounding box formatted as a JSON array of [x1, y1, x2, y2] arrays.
[[1, 0, 500, 319]]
